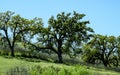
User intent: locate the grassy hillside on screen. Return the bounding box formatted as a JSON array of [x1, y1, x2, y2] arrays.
[[0, 56, 119, 75]]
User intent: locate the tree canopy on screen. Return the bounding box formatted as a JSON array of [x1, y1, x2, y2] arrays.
[[0, 11, 39, 56], [0, 11, 120, 67], [83, 34, 119, 67], [26, 11, 94, 63]]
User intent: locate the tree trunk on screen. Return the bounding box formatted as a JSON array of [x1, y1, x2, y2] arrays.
[[103, 61, 108, 67], [4, 29, 15, 57], [57, 40, 63, 63], [57, 49, 63, 63], [102, 59, 108, 67], [101, 51, 108, 67], [10, 47, 15, 57]]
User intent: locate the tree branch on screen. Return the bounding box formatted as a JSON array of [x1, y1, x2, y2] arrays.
[[27, 42, 58, 54]]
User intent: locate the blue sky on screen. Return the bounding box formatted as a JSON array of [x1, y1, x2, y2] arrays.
[[0, 0, 120, 36]]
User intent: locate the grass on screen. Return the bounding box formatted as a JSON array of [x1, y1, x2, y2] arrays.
[[0, 56, 68, 73], [0, 56, 120, 75]]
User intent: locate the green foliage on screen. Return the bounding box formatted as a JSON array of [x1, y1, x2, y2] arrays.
[[82, 34, 119, 67], [1, 10, 120, 69], [7, 65, 91, 75], [0, 10, 44, 57], [82, 45, 99, 64], [0, 11, 35, 57], [6, 66, 29, 75], [6, 65, 120, 75], [27, 11, 94, 63], [47, 11, 94, 53], [0, 10, 94, 63], [0, 56, 119, 75]]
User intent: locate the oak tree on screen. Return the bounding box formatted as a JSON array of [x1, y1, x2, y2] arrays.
[[42, 11, 94, 63], [0, 11, 32, 56], [83, 34, 119, 67]]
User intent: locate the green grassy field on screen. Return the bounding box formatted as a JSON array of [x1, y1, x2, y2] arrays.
[[0, 56, 119, 75]]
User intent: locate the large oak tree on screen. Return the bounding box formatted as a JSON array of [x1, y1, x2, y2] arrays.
[[28, 11, 94, 63]]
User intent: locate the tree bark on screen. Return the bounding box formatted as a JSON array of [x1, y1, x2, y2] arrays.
[[57, 40, 63, 63], [102, 56, 108, 67], [57, 49, 63, 63], [10, 47, 14, 57], [4, 29, 15, 57], [103, 60, 108, 67]]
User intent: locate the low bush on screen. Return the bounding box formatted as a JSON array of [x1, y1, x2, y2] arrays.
[[6, 66, 29, 75], [6, 65, 92, 75]]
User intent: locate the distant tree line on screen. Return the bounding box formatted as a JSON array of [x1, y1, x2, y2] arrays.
[[0, 11, 120, 67]]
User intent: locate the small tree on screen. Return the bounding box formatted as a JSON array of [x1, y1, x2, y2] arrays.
[[83, 34, 119, 67], [0, 11, 32, 57]]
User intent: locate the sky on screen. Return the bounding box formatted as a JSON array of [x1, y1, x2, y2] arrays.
[[0, 0, 120, 36]]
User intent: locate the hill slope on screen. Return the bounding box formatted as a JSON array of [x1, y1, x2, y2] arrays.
[[0, 56, 119, 75]]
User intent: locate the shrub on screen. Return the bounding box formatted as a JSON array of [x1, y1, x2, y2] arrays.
[[7, 65, 92, 75], [6, 66, 29, 75]]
